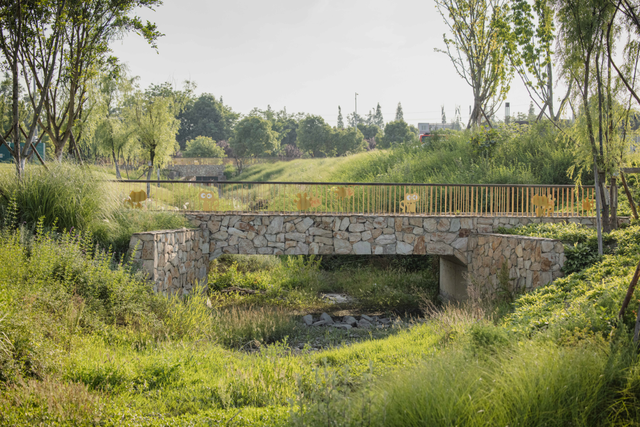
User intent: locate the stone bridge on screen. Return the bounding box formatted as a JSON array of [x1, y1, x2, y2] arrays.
[[126, 212, 605, 300]]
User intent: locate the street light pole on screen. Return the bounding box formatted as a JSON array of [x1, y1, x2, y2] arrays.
[[355, 92, 358, 128]]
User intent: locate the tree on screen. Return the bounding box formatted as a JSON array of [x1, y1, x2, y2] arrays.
[[357, 123, 380, 140], [373, 103, 384, 128], [379, 120, 416, 148], [298, 114, 333, 157], [177, 93, 238, 149], [555, 0, 622, 237], [0, 1, 64, 175], [126, 89, 179, 196], [441, 105, 447, 124], [91, 64, 137, 179], [434, 0, 512, 128], [230, 116, 279, 171], [509, 0, 571, 122], [41, 0, 162, 161], [248, 106, 302, 149], [183, 136, 226, 158], [333, 127, 366, 156], [346, 112, 364, 128], [337, 106, 344, 129], [395, 102, 404, 121]]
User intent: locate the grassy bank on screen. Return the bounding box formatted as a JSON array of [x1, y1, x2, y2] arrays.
[[2, 221, 640, 425], [235, 123, 608, 186]]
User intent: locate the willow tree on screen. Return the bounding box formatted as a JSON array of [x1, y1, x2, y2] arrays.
[[126, 89, 179, 197], [434, 0, 513, 128]]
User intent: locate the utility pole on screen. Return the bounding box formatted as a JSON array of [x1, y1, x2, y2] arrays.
[[355, 92, 358, 128]]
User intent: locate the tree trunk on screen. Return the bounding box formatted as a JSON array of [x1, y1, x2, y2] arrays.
[[12, 29, 21, 177], [111, 147, 122, 179], [610, 176, 618, 230], [146, 150, 155, 198], [600, 171, 611, 232], [594, 164, 604, 256]]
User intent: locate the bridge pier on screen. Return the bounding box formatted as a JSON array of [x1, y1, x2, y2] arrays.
[[439, 256, 468, 301]]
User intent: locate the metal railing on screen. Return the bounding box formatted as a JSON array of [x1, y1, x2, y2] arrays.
[[168, 157, 300, 166], [111, 180, 597, 217]]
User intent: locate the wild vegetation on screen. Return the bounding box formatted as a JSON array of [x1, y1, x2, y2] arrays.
[[2, 0, 640, 425], [0, 159, 638, 425]]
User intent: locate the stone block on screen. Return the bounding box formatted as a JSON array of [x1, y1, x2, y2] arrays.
[[349, 233, 362, 243], [384, 244, 397, 254], [413, 235, 426, 255], [334, 230, 349, 240], [409, 217, 423, 227], [293, 217, 313, 233], [450, 218, 461, 232], [309, 227, 333, 237], [375, 234, 396, 245], [436, 218, 450, 231], [142, 241, 154, 260], [348, 223, 365, 232], [541, 241, 555, 253], [427, 242, 454, 255], [334, 239, 352, 254], [266, 216, 284, 234], [211, 231, 229, 241], [315, 236, 333, 245], [397, 241, 413, 255], [353, 241, 372, 255], [253, 235, 268, 248], [373, 217, 386, 228], [451, 237, 468, 251], [285, 232, 307, 242], [319, 245, 334, 254], [361, 230, 373, 241]]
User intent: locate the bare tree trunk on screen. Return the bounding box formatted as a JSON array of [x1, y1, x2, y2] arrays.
[[610, 176, 618, 230], [12, 26, 21, 177], [111, 147, 121, 179], [594, 164, 604, 256], [146, 150, 155, 197]]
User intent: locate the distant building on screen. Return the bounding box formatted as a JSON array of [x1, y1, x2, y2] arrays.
[[417, 123, 457, 134]]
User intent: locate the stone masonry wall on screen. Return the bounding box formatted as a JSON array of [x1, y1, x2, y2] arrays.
[[129, 228, 209, 295], [165, 164, 226, 180], [468, 233, 565, 292], [129, 213, 625, 296]]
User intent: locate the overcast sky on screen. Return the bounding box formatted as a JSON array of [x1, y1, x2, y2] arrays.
[[110, 0, 539, 127]]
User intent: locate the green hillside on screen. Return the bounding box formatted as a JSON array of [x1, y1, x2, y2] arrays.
[[235, 123, 625, 186]]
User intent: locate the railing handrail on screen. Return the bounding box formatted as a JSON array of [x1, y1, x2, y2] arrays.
[[109, 179, 595, 189]]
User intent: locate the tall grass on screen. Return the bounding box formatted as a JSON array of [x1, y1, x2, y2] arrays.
[[0, 163, 115, 231], [0, 163, 190, 254]]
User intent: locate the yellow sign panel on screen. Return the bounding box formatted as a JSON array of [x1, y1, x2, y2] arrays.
[[199, 190, 219, 211], [582, 198, 595, 212], [294, 192, 321, 211], [334, 186, 355, 199], [531, 194, 555, 217], [400, 193, 420, 213], [125, 190, 147, 209]]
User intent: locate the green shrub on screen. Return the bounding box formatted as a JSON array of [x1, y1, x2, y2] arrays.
[[182, 136, 226, 158]]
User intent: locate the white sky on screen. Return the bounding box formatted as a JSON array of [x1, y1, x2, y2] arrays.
[[110, 0, 541, 127]]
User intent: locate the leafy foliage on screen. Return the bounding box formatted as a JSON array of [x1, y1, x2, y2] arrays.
[[176, 94, 238, 150], [182, 136, 227, 158]]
